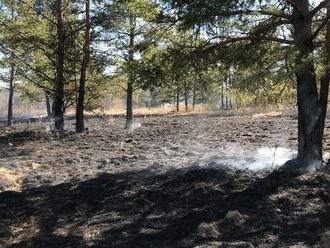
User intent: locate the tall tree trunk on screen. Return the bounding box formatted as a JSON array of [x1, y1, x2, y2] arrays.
[[176, 84, 180, 112], [126, 79, 134, 129], [125, 16, 136, 129], [45, 93, 52, 118], [225, 77, 229, 110], [149, 88, 156, 108], [192, 84, 196, 111], [54, 0, 65, 131], [76, 0, 91, 133], [287, 0, 326, 169], [319, 1, 330, 141], [228, 70, 232, 109], [184, 81, 188, 112], [7, 65, 15, 126], [221, 76, 225, 109]]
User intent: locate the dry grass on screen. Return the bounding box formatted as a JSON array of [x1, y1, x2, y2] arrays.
[[0, 90, 293, 119], [252, 111, 283, 118], [92, 103, 211, 116], [0, 167, 22, 191], [0, 162, 45, 192]]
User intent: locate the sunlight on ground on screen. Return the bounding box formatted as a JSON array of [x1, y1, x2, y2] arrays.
[[0, 167, 22, 191], [252, 111, 283, 118], [91, 104, 210, 116]]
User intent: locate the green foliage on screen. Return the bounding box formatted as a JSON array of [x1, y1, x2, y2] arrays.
[[2, 0, 318, 115], [0, 0, 110, 112]]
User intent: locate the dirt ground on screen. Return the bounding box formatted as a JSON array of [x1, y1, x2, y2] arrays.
[[0, 111, 330, 247]]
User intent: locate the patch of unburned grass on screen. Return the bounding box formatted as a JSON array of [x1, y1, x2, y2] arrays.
[[91, 104, 210, 116], [0, 167, 22, 191]]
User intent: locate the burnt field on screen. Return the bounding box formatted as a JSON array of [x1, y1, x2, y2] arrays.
[[0, 112, 330, 247]]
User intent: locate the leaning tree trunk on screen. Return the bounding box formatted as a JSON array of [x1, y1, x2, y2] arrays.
[[288, 0, 328, 170], [76, 0, 91, 133], [54, 0, 65, 131], [7, 65, 15, 126]]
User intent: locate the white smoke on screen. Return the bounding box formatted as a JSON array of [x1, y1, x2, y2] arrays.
[[196, 145, 330, 172], [129, 122, 142, 131], [196, 145, 296, 171]]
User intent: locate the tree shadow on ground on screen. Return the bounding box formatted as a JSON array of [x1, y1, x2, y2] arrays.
[[0, 166, 329, 248]]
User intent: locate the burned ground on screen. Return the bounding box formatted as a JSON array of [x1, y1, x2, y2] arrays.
[[0, 112, 330, 247]]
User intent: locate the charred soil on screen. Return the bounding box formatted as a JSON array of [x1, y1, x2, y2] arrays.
[[0, 112, 330, 247]]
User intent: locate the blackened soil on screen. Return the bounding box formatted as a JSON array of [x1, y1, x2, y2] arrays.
[[0, 112, 330, 247]]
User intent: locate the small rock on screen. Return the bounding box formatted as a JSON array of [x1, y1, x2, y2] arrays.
[[275, 208, 282, 213], [65, 158, 75, 163], [121, 155, 129, 161], [197, 222, 219, 239]]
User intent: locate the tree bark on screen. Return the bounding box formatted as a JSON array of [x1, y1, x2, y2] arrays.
[[225, 76, 229, 110], [184, 81, 189, 112], [7, 65, 15, 126], [125, 16, 136, 129], [176, 84, 180, 112], [76, 0, 91, 133], [54, 0, 65, 131], [221, 79, 224, 110], [126, 79, 134, 129], [149, 88, 156, 108], [236, 96, 239, 109], [285, 0, 327, 170], [319, 1, 330, 141], [192, 84, 196, 111], [45, 93, 52, 118]]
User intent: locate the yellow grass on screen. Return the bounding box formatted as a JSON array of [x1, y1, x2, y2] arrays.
[[91, 104, 210, 116], [252, 111, 283, 118], [0, 163, 45, 192], [0, 167, 22, 191]]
